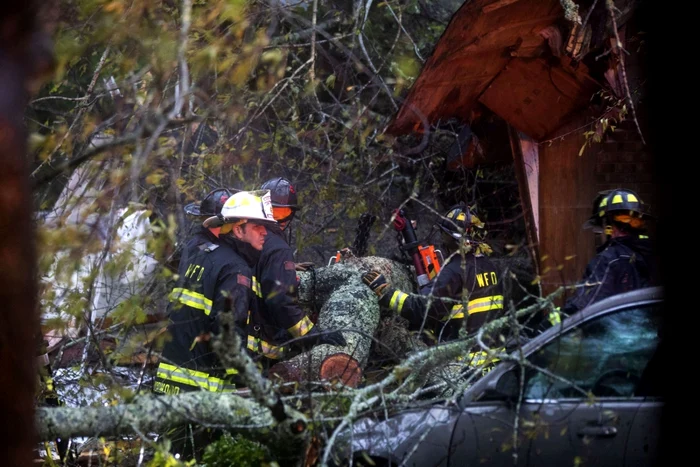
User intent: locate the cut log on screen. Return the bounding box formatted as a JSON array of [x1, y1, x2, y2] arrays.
[[319, 353, 362, 387], [296, 255, 414, 307], [269, 256, 414, 388]]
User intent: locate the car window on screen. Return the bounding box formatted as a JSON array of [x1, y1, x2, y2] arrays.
[[523, 303, 662, 399]]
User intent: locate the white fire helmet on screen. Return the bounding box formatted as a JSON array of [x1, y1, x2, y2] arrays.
[[203, 190, 278, 228]]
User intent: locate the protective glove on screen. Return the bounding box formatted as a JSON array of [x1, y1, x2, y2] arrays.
[[296, 326, 347, 348], [235, 324, 247, 345], [295, 261, 315, 271], [535, 307, 567, 334], [547, 308, 563, 326], [361, 270, 391, 299], [318, 329, 347, 347]]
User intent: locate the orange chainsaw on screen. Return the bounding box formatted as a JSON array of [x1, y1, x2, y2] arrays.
[[392, 208, 443, 287]]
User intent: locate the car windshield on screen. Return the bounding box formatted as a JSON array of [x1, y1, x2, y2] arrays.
[[523, 303, 662, 399]]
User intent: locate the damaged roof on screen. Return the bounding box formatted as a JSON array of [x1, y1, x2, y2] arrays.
[[386, 0, 604, 141]]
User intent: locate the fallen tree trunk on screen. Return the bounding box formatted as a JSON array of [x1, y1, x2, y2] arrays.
[[269, 256, 414, 388], [36, 391, 308, 460]]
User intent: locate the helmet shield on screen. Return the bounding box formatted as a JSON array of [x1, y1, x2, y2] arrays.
[[261, 177, 299, 224]]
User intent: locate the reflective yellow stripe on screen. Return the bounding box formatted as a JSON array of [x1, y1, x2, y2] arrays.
[[467, 295, 504, 315], [247, 335, 285, 359], [466, 350, 492, 366], [389, 291, 400, 309], [441, 304, 465, 321], [397, 292, 408, 311], [252, 276, 262, 298], [441, 295, 503, 322], [456, 348, 505, 366], [288, 316, 315, 337], [169, 288, 213, 315], [156, 363, 236, 392], [389, 290, 408, 312]]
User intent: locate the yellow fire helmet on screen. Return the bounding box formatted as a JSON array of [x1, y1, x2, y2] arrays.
[[203, 190, 278, 228], [438, 203, 484, 240]]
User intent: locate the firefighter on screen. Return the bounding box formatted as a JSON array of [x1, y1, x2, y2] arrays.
[[155, 189, 276, 394], [247, 177, 346, 368], [153, 190, 276, 460], [560, 188, 658, 316], [362, 203, 504, 348]]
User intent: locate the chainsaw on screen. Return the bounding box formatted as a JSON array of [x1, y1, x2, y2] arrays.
[[392, 208, 443, 287]]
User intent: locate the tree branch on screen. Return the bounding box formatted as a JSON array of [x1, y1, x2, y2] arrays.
[[35, 391, 306, 442], [31, 46, 111, 177], [605, 0, 645, 144]]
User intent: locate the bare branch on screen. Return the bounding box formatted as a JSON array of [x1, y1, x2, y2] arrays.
[[605, 0, 645, 144]]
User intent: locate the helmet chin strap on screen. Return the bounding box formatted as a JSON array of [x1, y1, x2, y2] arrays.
[[284, 219, 293, 245], [277, 212, 295, 230]]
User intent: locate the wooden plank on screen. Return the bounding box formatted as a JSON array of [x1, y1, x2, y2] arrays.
[[509, 126, 541, 278], [387, 0, 564, 135], [537, 113, 598, 301], [483, 0, 523, 14], [478, 57, 599, 140]]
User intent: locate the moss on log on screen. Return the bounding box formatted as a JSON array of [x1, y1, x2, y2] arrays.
[[36, 391, 308, 448], [296, 255, 414, 306], [270, 256, 414, 387]]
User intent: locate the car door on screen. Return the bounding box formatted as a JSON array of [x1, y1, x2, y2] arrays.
[[519, 301, 662, 467], [344, 293, 663, 467]]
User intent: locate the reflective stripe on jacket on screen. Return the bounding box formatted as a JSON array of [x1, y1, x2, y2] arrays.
[[249, 226, 315, 351], [381, 252, 504, 343], [158, 228, 257, 385], [154, 362, 238, 394]]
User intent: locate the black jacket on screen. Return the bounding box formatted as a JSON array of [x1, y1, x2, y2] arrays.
[[562, 234, 658, 315], [155, 228, 259, 393], [247, 226, 314, 359], [381, 252, 504, 343]]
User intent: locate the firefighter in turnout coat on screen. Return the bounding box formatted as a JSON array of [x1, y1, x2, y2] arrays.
[[246, 177, 346, 367], [362, 204, 504, 368], [154, 190, 277, 396], [560, 188, 658, 317]]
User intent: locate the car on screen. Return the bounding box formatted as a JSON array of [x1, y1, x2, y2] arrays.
[[332, 286, 664, 467]]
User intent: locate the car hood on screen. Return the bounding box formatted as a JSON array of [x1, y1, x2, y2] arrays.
[[335, 405, 457, 462]]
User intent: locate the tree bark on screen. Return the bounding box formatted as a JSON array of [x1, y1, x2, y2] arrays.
[[269, 256, 414, 387], [36, 392, 309, 460], [0, 3, 49, 464]]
